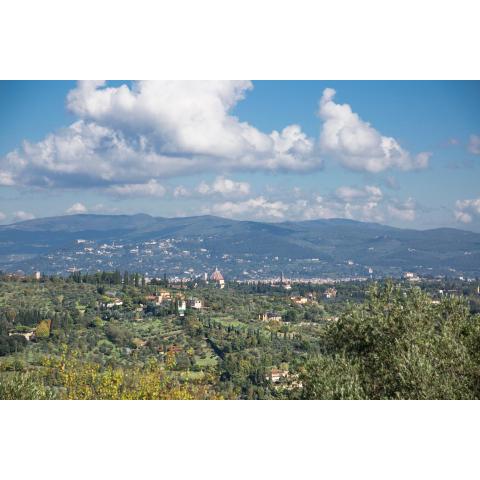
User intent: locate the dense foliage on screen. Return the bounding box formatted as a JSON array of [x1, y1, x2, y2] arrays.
[[300, 283, 480, 399], [0, 274, 479, 399]]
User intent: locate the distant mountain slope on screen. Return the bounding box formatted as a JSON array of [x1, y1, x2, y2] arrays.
[[0, 214, 479, 277], [2, 213, 160, 232]]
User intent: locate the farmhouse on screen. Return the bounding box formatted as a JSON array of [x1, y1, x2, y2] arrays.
[[291, 296, 308, 305], [403, 272, 420, 282], [145, 290, 172, 305], [269, 368, 289, 383], [324, 287, 337, 299], [259, 311, 282, 322], [101, 298, 123, 308], [187, 298, 203, 309]]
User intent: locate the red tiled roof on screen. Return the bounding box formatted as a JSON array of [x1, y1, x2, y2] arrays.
[[210, 268, 224, 281]]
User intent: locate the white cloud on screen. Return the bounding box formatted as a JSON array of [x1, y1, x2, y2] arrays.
[[66, 81, 255, 159], [387, 197, 416, 222], [106, 179, 166, 198], [335, 184, 382, 202], [206, 187, 421, 225], [13, 211, 35, 222], [10, 120, 208, 189], [208, 193, 382, 223], [209, 196, 290, 220], [455, 198, 480, 223], [0, 82, 437, 194], [344, 201, 384, 223], [468, 134, 480, 154], [173, 185, 190, 197], [0, 82, 320, 189], [66, 202, 88, 214], [296, 196, 341, 221], [0, 172, 15, 186], [196, 182, 210, 195], [0, 82, 437, 200], [0, 211, 6, 222], [196, 176, 250, 197], [330, 185, 384, 222], [318, 88, 430, 173], [455, 211, 473, 224]]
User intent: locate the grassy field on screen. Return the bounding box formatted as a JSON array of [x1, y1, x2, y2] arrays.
[[210, 315, 247, 328], [195, 351, 218, 367]]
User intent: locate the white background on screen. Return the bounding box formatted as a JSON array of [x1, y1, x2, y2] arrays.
[[1, 0, 479, 80], [0, 1, 479, 478]]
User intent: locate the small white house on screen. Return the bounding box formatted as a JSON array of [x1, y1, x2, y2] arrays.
[[187, 298, 203, 309], [177, 299, 187, 316]]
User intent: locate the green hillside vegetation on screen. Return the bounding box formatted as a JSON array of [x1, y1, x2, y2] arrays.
[[0, 272, 479, 399]]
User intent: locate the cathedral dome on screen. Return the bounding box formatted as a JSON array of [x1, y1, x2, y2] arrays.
[[210, 268, 224, 282]]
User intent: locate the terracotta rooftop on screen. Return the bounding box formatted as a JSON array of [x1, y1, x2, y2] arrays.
[[210, 268, 224, 282]]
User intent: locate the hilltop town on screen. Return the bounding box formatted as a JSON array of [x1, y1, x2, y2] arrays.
[[1, 214, 479, 281]]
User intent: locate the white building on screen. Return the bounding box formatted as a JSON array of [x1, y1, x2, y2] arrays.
[[187, 298, 203, 309], [403, 272, 420, 282], [324, 287, 337, 299], [177, 299, 187, 317]]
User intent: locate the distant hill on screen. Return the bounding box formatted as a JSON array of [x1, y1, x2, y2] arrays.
[[0, 214, 479, 278]]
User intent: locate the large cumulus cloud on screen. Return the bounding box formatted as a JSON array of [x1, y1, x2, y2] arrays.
[[0, 82, 432, 191], [318, 88, 430, 173], [0, 81, 320, 188]]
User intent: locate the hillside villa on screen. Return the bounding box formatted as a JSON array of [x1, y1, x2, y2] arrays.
[[259, 311, 282, 322]]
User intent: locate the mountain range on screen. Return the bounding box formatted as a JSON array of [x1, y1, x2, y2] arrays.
[[0, 214, 479, 278]]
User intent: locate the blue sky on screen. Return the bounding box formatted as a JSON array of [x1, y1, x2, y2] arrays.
[[0, 80, 479, 230]]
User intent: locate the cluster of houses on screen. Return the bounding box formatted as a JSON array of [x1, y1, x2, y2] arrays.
[[97, 274, 211, 318], [258, 288, 338, 322], [403, 272, 421, 282], [267, 368, 303, 389], [145, 292, 204, 317], [0, 271, 41, 281], [290, 292, 318, 305], [97, 286, 205, 319], [259, 311, 282, 322], [290, 289, 336, 304], [174, 297, 204, 316], [269, 368, 289, 383], [101, 298, 124, 309], [290, 296, 309, 305], [145, 290, 172, 306], [323, 287, 337, 299]]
